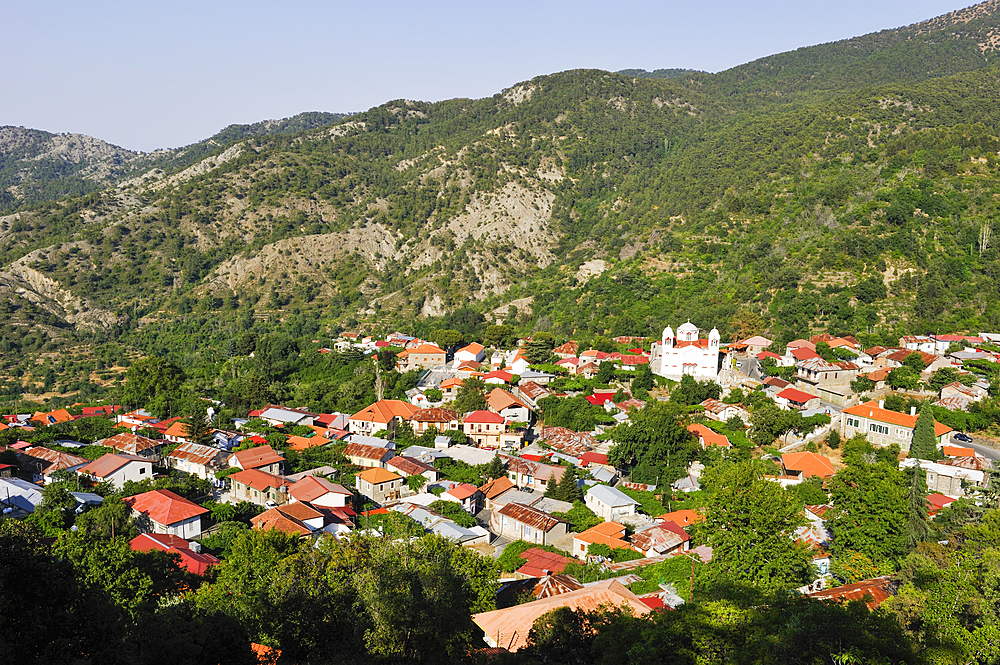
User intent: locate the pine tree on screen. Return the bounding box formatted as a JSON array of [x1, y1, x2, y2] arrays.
[[544, 475, 559, 498], [557, 466, 582, 503], [909, 402, 941, 460]]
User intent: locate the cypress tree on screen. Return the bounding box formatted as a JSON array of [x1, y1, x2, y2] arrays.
[[909, 401, 940, 460], [904, 466, 931, 548]]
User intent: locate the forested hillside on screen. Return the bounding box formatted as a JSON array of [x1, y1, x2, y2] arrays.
[[3, 2, 1000, 404]]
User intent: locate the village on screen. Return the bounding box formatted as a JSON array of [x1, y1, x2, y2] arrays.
[[2, 323, 999, 657]]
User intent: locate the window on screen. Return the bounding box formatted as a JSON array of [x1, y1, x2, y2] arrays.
[[139, 467, 146, 474]]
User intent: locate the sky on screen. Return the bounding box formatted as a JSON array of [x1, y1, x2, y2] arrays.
[[1, 0, 975, 152]]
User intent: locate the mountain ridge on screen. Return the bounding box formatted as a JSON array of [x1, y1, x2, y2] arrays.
[[2, 2, 1000, 400]]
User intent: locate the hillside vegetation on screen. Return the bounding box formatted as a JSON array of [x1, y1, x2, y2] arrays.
[[3, 2, 1000, 402]]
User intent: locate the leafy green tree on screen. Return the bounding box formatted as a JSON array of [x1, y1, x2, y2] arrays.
[[430, 500, 477, 527], [553, 501, 602, 532], [122, 356, 185, 416], [609, 402, 698, 484], [828, 444, 908, 567], [887, 366, 921, 391], [483, 324, 517, 350], [749, 401, 796, 446], [183, 415, 213, 448], [701, 461, 812, 593], [669, 374, 722, 406], [850, 375, 876, 394], [483, 455, 506, 480], [631, 363, 654, 396], [524, 334, 555, 365], [453, 377, 487, 413], [909, 401, 942, 461], [430, 328, 465, 351], [928, 366, 962, 391], [595, 362, 616, 384]]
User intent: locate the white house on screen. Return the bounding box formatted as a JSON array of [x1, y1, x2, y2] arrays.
[[649, 322, 722, 380], [288, 475, 354, 508], [79, 453, 154, 490], [585, 485, 640, 522], [124, 489, 208, 539], [455, 342, 486, 364]]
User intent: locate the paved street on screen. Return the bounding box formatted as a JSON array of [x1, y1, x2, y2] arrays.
[[964, 434, 1000, 464]]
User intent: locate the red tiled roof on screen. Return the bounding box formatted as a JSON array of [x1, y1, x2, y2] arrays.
[[483, 370, 514, 382], [487, 388, 528, 413], [356, 467, 402, 484], [657, 509, 704, 527], [687, 423, 731, 448], [791, 347, 821, 361], [350, 400, 419, 424], [926, 493, 957, 510], [446, 483, 481, 501], [479, 476, 514, 499], [123, 490, 208, 526], [579, 451, 608, 466], [843, 401, 952, 437], [129, 533, 220, 575]]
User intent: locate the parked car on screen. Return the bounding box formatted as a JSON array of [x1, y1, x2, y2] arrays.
[[953, 432, 973, 443]]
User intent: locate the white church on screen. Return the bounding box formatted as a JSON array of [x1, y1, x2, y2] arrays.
[[650, 321, 723, 381]]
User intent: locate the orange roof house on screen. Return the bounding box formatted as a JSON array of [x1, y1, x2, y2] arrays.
[[687, 423, 731, 448], [658, 509, 704, 528], [781, 452, 837, 480], [349, 400, 419, 434], [572, 521, 634, 559], [30, 408, 72, 426], [123, 489, 208, 538], [287, 434, 331, 451], [841, 401, 952, 452]]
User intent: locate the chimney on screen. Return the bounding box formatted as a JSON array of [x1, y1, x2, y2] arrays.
[[878, 399, 884, 409], [543, 569, 552, 577], [910, 406, 917, 417]]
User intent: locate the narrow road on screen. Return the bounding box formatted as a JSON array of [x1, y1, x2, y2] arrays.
[[965, 435, 1000, 464]]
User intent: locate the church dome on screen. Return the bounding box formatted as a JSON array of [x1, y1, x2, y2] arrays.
[[678, 321, 698, 334], [663, 326, 675, 339]]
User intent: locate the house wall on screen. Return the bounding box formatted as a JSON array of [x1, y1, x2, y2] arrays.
[[101, 461, 153, 489], [489, 512, 566, 545], [347, 454, 387, 469], [358, 478, 401, 504], [464, 422, 504, 448], [232, 481, 286, 506], [304, 492, 351, 508], [136, 514, 203, 540], [584, 495, 637, 522], [841, 415, 915, 451]]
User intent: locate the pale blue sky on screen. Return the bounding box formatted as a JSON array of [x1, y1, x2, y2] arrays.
[[1, 1, 972, 151]]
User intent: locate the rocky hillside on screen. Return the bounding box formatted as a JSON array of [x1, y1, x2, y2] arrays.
[[3, 1, 1000, 379], [0, 112, 349, 214]]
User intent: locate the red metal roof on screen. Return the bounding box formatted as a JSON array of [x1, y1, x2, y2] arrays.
[[776, 387, 818, 404], [464, 410, 506, 424]]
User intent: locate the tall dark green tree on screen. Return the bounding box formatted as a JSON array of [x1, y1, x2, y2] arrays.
[[909, 401, 942, 460], [557, 465, 583, 503]]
